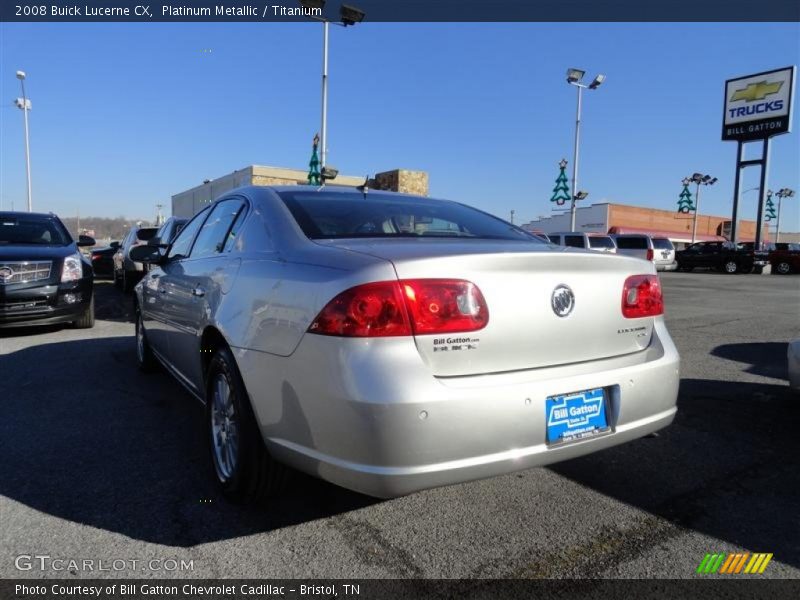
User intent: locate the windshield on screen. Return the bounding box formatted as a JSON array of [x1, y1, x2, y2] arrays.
[[652, 238, 674, 250], [0, 214, 71, 246], [279, 192, 538, 242]]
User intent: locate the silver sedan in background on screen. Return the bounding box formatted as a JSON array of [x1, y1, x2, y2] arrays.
[[131, 186, 680, 502]]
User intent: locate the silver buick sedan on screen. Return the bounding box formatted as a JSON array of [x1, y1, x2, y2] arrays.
[[131, 186, 679, 502]]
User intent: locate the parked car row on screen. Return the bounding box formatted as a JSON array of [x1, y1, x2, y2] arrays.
[[545, 232, 678, 272]]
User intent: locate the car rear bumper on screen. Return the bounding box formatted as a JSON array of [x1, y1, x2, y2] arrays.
[[656, 261, 677, 271], [236, 318, 680, 498], [0, 278, 92, 328]]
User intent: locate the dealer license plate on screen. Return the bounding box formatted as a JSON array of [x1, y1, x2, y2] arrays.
[[545, 387, 610, 445]]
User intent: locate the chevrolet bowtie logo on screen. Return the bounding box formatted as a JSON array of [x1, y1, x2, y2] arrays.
[[730, 81, 783, 102]]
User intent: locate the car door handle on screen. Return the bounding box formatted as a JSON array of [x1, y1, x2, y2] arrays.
[[192, 286, 205, 298]]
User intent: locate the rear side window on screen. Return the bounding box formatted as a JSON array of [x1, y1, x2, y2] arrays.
[[190, 199, 246, 259], [652, 238, 674, 250], [588, 236, 615, 249], [564, 235, 585, 248], [615, 236, 648, 250], [549, 235, 561, 245]]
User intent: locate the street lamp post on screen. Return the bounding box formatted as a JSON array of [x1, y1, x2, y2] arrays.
[[300, 1, 365, 170], [566, 68, 605, 231], [774, 188, 796, 244], [15, 70, 33, 212], [688, 172, 717, 243]]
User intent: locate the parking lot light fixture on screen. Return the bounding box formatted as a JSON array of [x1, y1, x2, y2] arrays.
[[300, 1, 365, 168], [774, 188, 796, 244], [566, 68, 605, 231], [588, 74, 606, 89], [340, 4, 365, 25], [15, 70, 32, 212], [566, 68, 585, 84], [687, 173, 716, 244]]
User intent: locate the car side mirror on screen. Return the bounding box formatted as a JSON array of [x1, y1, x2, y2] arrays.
[[109, 241, 121, 250], [147, 236, 165, 247], [77, 234, 96, 247], [129, 244, 164, 264]]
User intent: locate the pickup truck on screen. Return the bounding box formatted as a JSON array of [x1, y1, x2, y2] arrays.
[[675, 241, 769, 274], [769, 243, 800, 274]]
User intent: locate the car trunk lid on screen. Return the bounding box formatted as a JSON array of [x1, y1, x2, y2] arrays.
[[315, 239, 657, 376]]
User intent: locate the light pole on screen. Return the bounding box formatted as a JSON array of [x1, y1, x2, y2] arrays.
[[300, 1, 365, 170], [14, 70, 33, 212], [774, 188, 796, 244], [566, 68, 605, 231], [687, 172, 717, 243]]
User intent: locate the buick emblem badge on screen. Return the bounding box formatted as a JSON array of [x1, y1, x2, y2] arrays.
[[551, 284, 575, 318], [0, 266, 13, 281]]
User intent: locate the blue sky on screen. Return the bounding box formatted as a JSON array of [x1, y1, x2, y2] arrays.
[[1, 22, 799, 231]]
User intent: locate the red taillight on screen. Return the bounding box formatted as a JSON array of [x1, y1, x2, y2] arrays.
[[401, 279, 488, 335], [91, 254, 101, 261], [308, 281, 411, 337], [308, 279, 489, 337], [646, 249, 654, 261], [622, 274, 664, 318]]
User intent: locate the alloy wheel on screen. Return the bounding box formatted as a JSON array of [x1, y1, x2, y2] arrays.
[[211, 373, 239, 482]]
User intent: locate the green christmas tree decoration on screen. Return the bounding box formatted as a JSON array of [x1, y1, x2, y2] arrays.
[[677, 179, 695, 214], [765, 192, 777, 221], [550, 159, 571, 206], [307, 133, 321, 186]]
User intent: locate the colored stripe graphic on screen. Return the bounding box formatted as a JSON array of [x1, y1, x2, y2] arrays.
[[697, 554, 711, 574], [734, 553, 750, 574], [758, 554, 773, 573], [698, 551, 773, 575]]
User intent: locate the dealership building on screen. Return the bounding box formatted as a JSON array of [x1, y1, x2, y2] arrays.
[[172, 165, 429, 218], [522, 202, 771, 247]]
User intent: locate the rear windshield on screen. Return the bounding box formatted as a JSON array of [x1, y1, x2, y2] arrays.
[[279, 192, 537, 242], [652, 238, 674, 250], [0, 214, 71, 246], [615, 236, 649, 249], [588, 236, 615, 249]]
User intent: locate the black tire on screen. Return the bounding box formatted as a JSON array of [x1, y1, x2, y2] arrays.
[[206, 346, 286, 503], [73, 296, 95, 329], [722, 260, 739, 274], [776, 261, 792, 275], [678, 263, 694, 272], [135, 305, 158, 372]]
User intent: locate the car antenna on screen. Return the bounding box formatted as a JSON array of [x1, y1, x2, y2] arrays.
[[357, 175, 370, 198]]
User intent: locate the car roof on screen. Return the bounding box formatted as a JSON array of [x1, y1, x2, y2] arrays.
[[549, 231, 611, 237]]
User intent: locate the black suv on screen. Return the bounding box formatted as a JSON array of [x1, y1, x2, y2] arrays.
[[676, 241, 769, 274], [0, 211, 95, 328]]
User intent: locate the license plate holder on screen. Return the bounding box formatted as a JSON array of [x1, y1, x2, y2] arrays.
[[545, 387, 610, 446]]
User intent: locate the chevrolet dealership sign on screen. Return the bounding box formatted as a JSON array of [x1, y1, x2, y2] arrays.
[[723, 67, 795, 141]]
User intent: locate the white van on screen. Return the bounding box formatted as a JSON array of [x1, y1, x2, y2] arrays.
[[549, 232, 617, 253]]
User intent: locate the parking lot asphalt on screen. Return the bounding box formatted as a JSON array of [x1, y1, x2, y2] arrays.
[[1, 272, 799, 579]]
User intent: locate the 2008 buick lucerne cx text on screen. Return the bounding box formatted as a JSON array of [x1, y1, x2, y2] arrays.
[[130, 186, 679, 501]]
